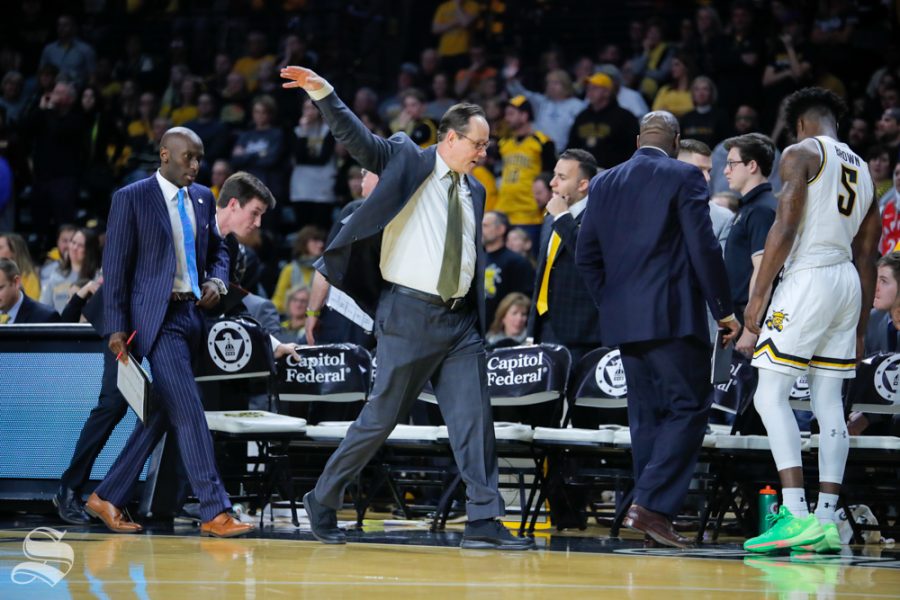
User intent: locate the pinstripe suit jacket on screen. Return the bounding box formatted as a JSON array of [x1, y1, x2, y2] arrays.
[[527, 211, 602, 346], [102, 175, 229, 357], [313, 92, 489, 334]]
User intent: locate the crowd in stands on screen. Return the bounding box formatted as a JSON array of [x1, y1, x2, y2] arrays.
[[0, 0, 898, 392]]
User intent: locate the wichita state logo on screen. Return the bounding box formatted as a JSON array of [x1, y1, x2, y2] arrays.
[[873, 354, 900, 402], [765, 310, 790, 332], [207, 321, 253, 372], [595, 349, 628, 397]]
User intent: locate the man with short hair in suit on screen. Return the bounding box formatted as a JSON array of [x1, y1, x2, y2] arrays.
[[530, 149, 604, 430], [85, 127, 253, 538], [576, 111, 740, 548], [530, 149, 601, 366], [281, 65, 533, 550], [0, 258, 60, 323]]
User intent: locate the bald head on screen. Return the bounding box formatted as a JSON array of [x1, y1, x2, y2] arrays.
[[161, 126, 202, 149], [160, 127, 204, 188], [638, 111, 680, 156]]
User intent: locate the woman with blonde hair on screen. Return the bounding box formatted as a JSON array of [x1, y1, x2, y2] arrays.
[[0, 232, 39, 298], [40, 228, 101, 312], [486, 292, 531, 347]]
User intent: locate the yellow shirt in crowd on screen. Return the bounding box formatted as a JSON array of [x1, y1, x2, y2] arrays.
[[651, 86, 694, 118], [433, 0, 480, 58], [496, 131, 552, 226]]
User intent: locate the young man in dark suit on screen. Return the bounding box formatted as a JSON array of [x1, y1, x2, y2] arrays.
[[529, 149, 601, 369], [576, 111, 740, 548], [0, 258, 60, 323], [281, 65, 532, 550]]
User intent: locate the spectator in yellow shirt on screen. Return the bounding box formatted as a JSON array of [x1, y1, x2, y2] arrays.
[[233, 31, 275, 93], [432, 0, 480, 73], [496, 95, 557, 250]]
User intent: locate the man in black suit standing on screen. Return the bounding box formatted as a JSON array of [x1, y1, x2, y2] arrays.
[[576, 112, 739, 548], [530, 149, 602, 368], [0, 258, 60, 323], [281, 65, 532, 550]]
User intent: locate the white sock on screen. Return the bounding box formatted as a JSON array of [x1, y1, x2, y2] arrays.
[[815, 492, 839, 525], [782, 487, 809, 518]]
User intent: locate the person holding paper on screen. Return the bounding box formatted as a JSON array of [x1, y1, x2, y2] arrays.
[[576, 111, 738, 548], [86, 127, 252, 538]]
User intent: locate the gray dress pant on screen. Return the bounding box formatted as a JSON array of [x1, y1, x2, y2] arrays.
[[314, 288, 505, 521]]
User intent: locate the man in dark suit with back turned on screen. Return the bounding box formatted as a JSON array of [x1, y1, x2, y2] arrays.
[[576, 111, 740, 548], [84, 127, 253, 538], [281, 65, 533, 550]]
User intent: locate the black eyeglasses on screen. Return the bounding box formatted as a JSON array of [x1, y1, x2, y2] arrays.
[[725, 159, 747, 170], [456, 131, 491, 151]]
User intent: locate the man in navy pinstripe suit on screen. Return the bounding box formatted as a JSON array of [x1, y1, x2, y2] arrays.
[[85, 127, 253, 538]]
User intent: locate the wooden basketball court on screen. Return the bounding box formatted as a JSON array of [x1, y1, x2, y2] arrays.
[[1, 513, 898, 599]]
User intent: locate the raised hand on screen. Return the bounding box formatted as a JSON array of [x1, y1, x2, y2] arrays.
[[280, 66, 327, 92]]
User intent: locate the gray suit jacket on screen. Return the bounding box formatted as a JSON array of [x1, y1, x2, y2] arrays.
[[313, 92, 489, 334]]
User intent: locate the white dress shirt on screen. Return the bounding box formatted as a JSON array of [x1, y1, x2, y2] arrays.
[[1, 290, 25, 323], [380, 151, 477, 298], [307, 82, 477, 297], [156, 170, 198, 294]]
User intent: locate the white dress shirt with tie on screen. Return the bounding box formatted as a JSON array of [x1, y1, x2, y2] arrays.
[[156, 170, 198, 294], [380, 151, 476, 298]]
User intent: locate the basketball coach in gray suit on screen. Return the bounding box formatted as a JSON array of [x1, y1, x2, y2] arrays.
[[281, 66, 533, 550]]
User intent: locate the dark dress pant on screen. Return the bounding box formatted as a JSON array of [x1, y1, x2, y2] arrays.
[[619, 336, 712, 517], [314, 288, 505, 521]]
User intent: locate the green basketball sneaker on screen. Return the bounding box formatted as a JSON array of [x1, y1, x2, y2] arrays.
[[793, 521, 841, 554], [744, 506, 825, 553]]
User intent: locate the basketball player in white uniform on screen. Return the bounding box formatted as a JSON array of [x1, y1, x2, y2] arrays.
[[742, 88, 881, 553]]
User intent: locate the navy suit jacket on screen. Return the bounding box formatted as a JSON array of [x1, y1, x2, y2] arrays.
[[103, 175, 229, 357], [528, 210, 602, 346], [14, 294, 61, 323], [576, 147, 733, 346], [313, 92, 489, 334]]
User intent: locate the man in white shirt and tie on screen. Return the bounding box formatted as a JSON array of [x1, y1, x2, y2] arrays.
[[281, 65, 533, 550]]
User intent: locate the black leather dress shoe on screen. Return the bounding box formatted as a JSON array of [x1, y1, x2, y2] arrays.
[[303, 491, 346, 544], [460, 519, 535, 550], [54, 486, 91, 525]]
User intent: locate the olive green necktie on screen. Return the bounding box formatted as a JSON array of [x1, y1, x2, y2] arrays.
[[437, 171, 462, 302], [0, 313, 9, 324]]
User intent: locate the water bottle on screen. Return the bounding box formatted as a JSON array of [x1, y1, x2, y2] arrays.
[[758, 485, 779, 533]]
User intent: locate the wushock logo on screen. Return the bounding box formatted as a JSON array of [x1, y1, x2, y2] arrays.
[[10, 527, 74, 587]]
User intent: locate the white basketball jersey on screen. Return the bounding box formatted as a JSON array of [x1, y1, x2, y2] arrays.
[[784, 136, 875, 274]]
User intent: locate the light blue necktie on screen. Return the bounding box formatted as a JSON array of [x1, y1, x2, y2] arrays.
[[177, 188, 202, 298]]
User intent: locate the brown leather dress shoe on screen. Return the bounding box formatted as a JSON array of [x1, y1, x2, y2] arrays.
[[84, 493, 143, 534], [200, 512, 254, 538], [623, 504, 693, 549]]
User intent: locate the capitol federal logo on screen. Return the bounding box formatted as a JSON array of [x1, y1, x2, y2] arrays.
[[595, 349, 627, 397], [11, 527, 74, 587], [208, 321, 253, 372], [873, 354, 900, 402]]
